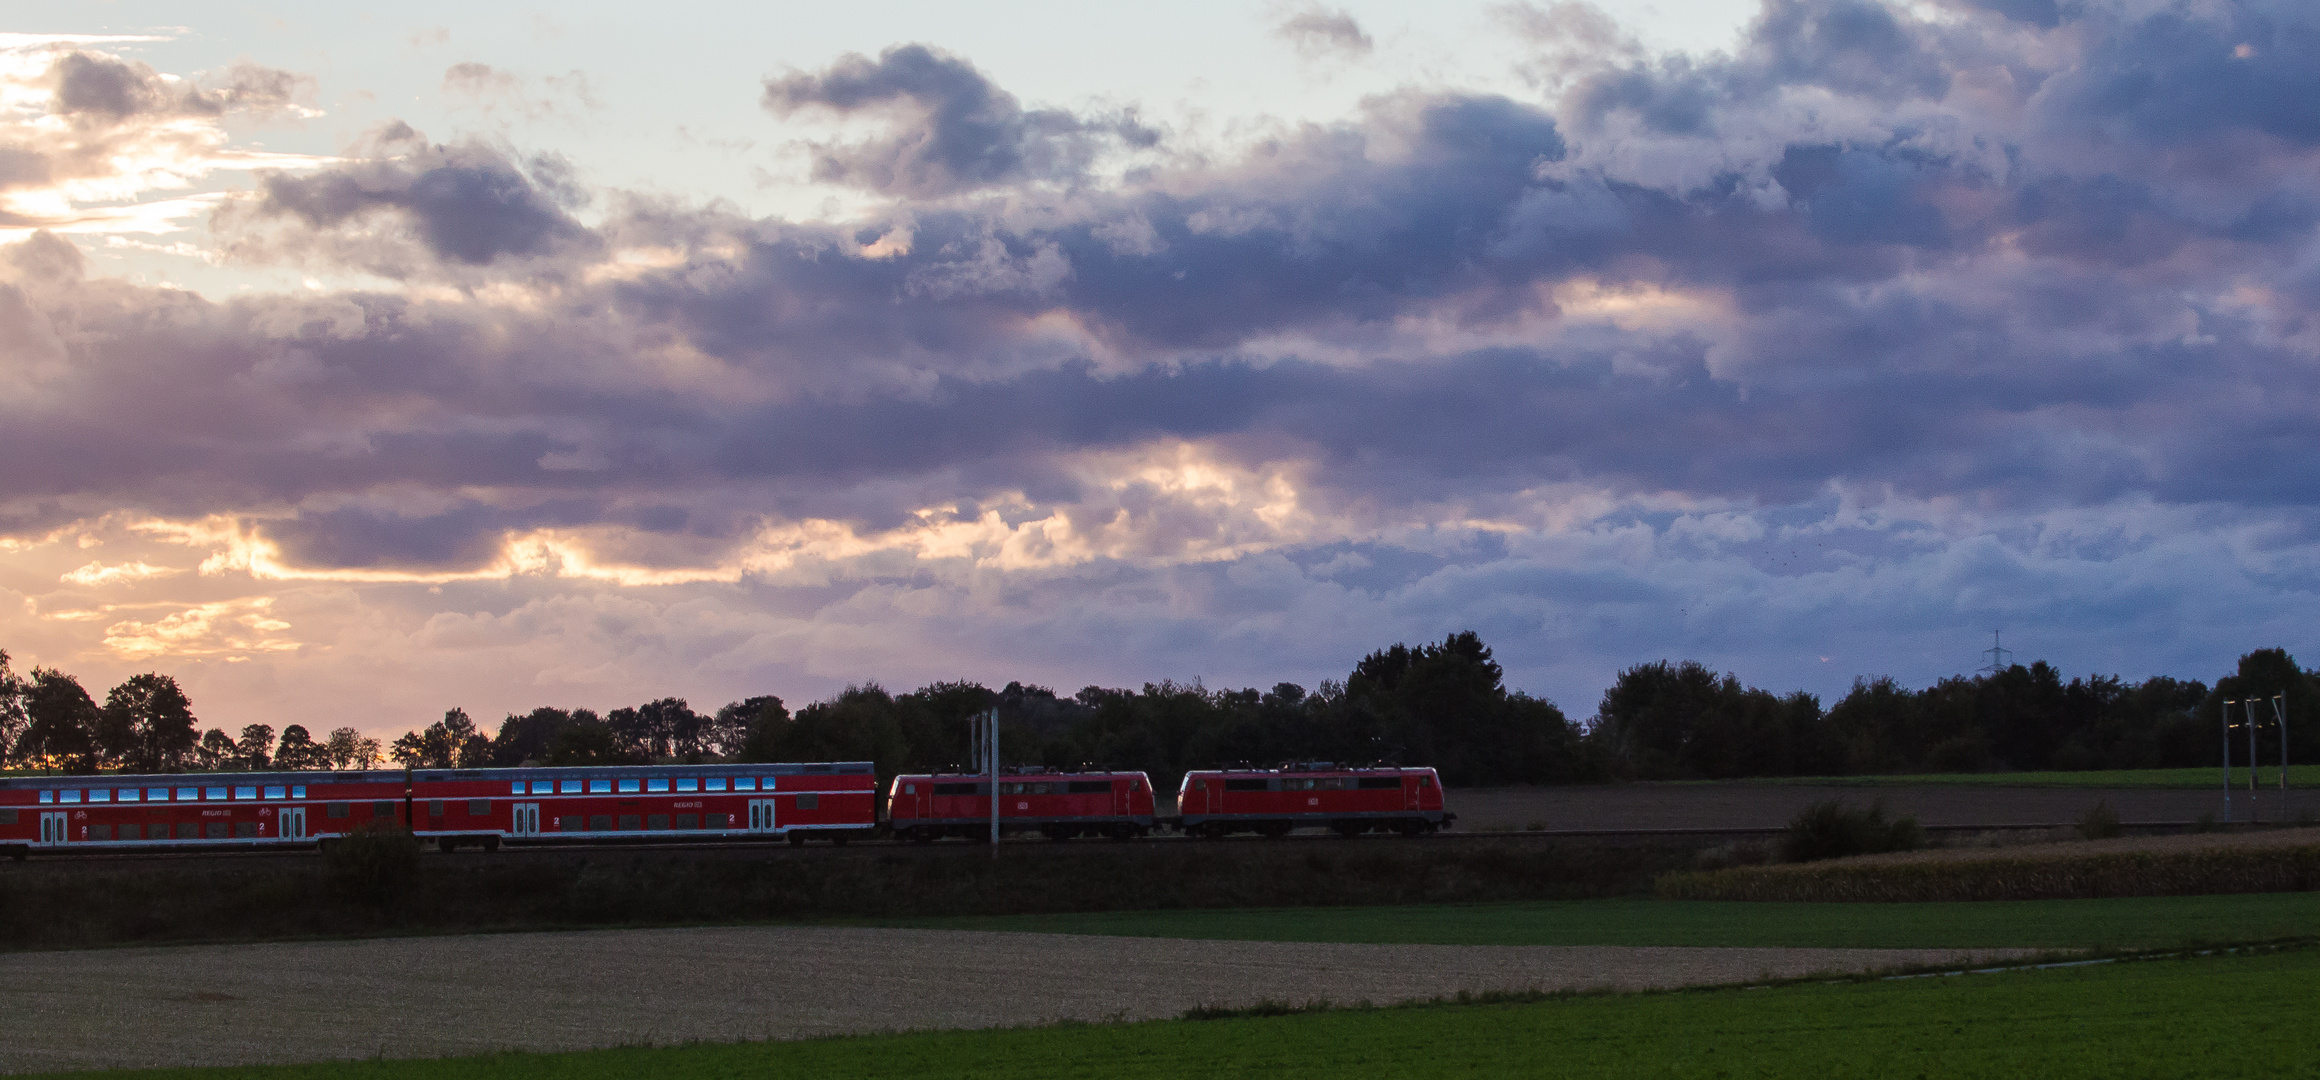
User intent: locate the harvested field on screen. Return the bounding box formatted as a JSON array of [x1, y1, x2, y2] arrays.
[[1449, 782, 2317, 832], [1660, 828, 2320, 902], [0, 926, 2031, 1075]]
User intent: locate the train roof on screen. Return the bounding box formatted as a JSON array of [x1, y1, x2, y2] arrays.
[[0, 769, 405, 790], [0, 760, 876, 791]]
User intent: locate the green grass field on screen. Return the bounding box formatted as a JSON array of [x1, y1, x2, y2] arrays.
[[873, 892, 2320, 950], [33, 946, 2318, 1080], [1732, 764, 2320, 788]]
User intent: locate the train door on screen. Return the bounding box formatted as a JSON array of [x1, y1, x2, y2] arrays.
[[279, 807, 307, 840], [39, 812, 67, 845], [748, 799, 777, 833], [510, 803, 540, 837], [1406, 776, 1420, 812]]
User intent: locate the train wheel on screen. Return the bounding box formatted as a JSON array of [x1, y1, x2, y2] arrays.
[[788, 833, 807, 847], [911, 828, 936, 845], [833, 835, 849, 847], [1395, 819, 1425, 837], [1331, 820, 1365, 838], [437, 838, 458, 853], [483, 836, 502, 852]]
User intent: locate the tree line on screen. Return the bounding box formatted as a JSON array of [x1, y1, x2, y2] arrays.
[[5, 639, 2314, 787]]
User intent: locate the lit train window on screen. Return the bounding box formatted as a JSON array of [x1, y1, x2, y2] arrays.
[[118, 789, 140, 802], [734, 778, 756, 791], [705, 778, 727, 791], [90, 789, 112, 802], [264, 786, 286, 799], [647, 778, 669, 793], [148, 788, 170, 801], [534, 781, 554, 794], [291, 786, 306, 799], [178, 788, 198, 801], [589, 780, 612, 794], [562, 781, 583, 794], [61, 790, 81, 803], [511, 782, 526, 795], [206, 787, 228, 800], [903, 784, 916, 795], [38, 790, 54, 803], [619, 779, 641, 793], [675, 778, 698, 792], [234, 787, 258, 800]]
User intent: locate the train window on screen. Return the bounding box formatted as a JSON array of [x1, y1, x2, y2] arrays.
[[933, 783, 979, 796], [89, 824, 113, 841], [1224, 779, 1269, 791], [1356, 778, 1401, 790], [38, 790, 53, 803], [618, 814, 641, 830], [560, 815, 584, 832], [264, 786, 286, 800], [1132, 780, 1144, 791], [675, 778, 698, 792], [291, 786, 306, 799], [998, 782, 1019, 795], [532, 782, 554, 794], [902, 784, 916, 795], [647, 814, 670, 830], [705, 778, 727, 792], [327, 802, 350, 819], [511, 782, 526, 795], [734, 778, 756, 791], [563, 781, 584, 794], [60, 790, 82, 804], [428, 800, 445, 817], [234, 823, 258, 838], [1191, 780, 1205, 790], [1067, 781, 1111, 794], [705, 813, 729, 829], [468, 799, 490, 815], [372, 800, 395, 817], [618, 779, 641, 794], [177, 787, 198, 801], [646, 778, 670, 793], [589, 780, 612, 794], [149, 788, 171, 801], [117, 789, 140, 802], [232, 787, 256, 800], [90, 789, 112, 802], [676, 813, 698, 830], [206, 823, 229, 840], [0, 809, 15, 825], [1420, 776, 1434, 788], [795, 793, 819, 810]]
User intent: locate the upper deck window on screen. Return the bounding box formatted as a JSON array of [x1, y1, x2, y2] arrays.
[[675, 778, 698, 792], [60, 789, 82, 803], [588, 780, 612, 794], [734, 778, 757, 791], [511, 782, 527, 795], [646, 778, 669, 793], [118, 789, 141, 802], [89, 788, 112, 802], [705, 778, 727, 792], [234, 786, 258, 800], [292, 786, 307, 799], [263, 786, 286, 800], [39, 790, 55, 803], [205, 787, 228, 801], [619, 779, 641, 794], [148, 788, 170, 801], [177, 787, 199, 801], [530, 781, 551, 794], [563, 780, 584, 794]]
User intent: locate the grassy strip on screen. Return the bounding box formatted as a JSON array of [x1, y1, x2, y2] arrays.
[[27, 947, 2319, 1079], [1661, 830, 2320, 902], [874, 891, 2320, 950], [1729, 764, 2320, 789], [0, 837, 1695, 951]]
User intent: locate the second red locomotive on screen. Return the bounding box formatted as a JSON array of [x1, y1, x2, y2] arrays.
[[1176, 763, 1452, 837], [886, 769, 1157, 842]]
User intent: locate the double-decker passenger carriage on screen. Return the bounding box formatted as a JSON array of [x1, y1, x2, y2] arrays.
[[416, 761, 878, 850], [1175, 763, 1453, 838], [0, 761, 877, 858], [886, 769, 1156, 843], [0, 769, 408, 858]]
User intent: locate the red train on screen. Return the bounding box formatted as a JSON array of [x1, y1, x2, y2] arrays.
[[885, 769, 1157, 842], [1176, 763, 1452, 837], [0, 762, 878, 857]]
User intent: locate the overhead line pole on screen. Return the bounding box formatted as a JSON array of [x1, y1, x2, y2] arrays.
[[2248, 698, 2261, 822], [2274, 694, 2289, 794], [2221, 700, 2234, 824], [988, 706, 1000, 852]]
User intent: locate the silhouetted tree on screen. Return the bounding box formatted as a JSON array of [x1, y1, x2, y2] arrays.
[[19, 668, 100, 772], [98, 673, 198, 772]]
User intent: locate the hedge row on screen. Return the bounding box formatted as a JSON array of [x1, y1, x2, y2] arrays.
[[1657, 830, 2320, 902]]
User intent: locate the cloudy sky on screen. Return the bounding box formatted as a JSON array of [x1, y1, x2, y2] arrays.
[[3, 0, 2316, 736]]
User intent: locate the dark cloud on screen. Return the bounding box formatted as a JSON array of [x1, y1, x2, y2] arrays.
[[51, 52, 308, 121], [238, 135, 595, 268], [762, 44, 1158, 197]]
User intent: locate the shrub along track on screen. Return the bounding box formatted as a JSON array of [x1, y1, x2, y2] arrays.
[[0, 925, 2037, 1075]]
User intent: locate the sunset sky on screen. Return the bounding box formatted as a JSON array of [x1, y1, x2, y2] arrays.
[[2, 0, 2315, 737]]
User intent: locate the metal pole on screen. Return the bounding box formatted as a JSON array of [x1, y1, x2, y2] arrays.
[[994, 705, 1001, 841], [2222, 700, 2234, 824], [2275, 694, 2289, 794], [2247, 699, 2261, 822]]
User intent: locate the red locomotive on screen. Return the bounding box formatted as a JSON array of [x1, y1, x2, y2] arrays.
[[0, 761, 878, 857], [1175, 763, 1453, 837], [885, 769, 1157, 842]]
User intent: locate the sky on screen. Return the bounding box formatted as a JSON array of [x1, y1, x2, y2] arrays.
[[2, 0, 2316, 738]]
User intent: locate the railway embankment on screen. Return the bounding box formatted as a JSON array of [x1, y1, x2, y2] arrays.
[[0, 834, 1699, 951]]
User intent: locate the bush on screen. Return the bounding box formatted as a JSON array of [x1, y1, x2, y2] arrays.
[[2078, 800, 2123, 840], [323, 819, 421, 906], [1779, 799, 1923, 863]]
